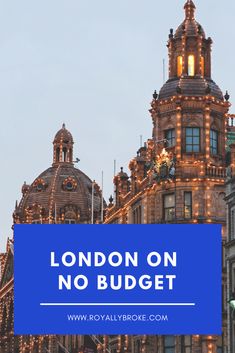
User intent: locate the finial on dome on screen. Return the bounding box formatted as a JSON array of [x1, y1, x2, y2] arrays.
[[62, 123, 66, 129], [184, 0, 196, 20]]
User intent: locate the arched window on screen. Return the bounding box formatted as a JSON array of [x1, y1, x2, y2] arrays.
[[200, 56, 205, 76], [188, 55, 195, 76], [177, 56, 183, 77]]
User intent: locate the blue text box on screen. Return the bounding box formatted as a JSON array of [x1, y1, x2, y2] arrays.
[[14, 224, 221, 335]]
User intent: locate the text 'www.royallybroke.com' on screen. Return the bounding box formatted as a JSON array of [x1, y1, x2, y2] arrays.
[[67, 314, 169, 322]]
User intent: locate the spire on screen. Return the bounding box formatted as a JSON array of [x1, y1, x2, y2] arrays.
[[184, 0, 196, 20]]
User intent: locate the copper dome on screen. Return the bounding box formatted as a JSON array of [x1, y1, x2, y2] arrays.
[[14, 126, 104, 224], [159, 77, 223, 100], [53, 123, 74, 144]]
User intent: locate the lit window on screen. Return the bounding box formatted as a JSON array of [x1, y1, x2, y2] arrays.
[[165, 129, 175, 147], [186, 127, 200, 153], [184, 192, 192, 219], [210, 130, 218, 155], [201, 56, 205, 76], [164, 336, 175, 353], [188, 55, 195, 76], [164, 194, 175, 221], [177, 56, 183, 77]]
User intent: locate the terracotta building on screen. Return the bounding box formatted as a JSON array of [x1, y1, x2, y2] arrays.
[[0, 124, 103, 352], [0, 0, 234, 352], [104, 0, 229, 352], [225, 117, 235, 353]]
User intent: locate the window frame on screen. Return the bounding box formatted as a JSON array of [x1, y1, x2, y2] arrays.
[[177, 55, 183, 77], [183, 336, 192, 353], [133, 204, 142, 224], [230, 207, 235, 241], [188, 55, 195, 76], [164, 336, 175, 353], [163, 194, 175, 222], [64, 219, 76, 224], [165, 129, 176, 148], [185, 127, 200, 153], [184, 192, 192, 220], [210, 129, 219, 155]]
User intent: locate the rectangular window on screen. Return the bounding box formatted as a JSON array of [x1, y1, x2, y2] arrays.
[[184, 192, 192, 219], [188, 55, 195, 76], [184, 336, 192, 353], [164, 194, 175, 221], [216, 336, 222, 353], [210, 130, 218, 155], [186, 127, 200, 153], [164, 336, 175, 353], [230, 208, 235, 240], [232, 266, 235, 294], [165, 129, 175, 148], [133, 205, 142, 224], [134, 340, 141, 353]]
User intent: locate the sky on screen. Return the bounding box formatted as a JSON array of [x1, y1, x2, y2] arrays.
[[0, 0, 235, 252]]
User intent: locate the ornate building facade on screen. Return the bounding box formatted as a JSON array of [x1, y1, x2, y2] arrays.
[[226, 142, 235, 353], [0, 124, 103, 352], [0, 0, 234, 352], [225, 116, 235, 353], [104, 1, 229, 352]]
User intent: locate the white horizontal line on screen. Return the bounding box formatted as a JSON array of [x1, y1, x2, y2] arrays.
[[40, 303, 195, 307]]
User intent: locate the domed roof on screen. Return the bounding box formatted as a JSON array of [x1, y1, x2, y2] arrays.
[[54, 123, 74, 144], [14, 164, 103, 224], [14, 126, 104, 224], [159, 77, 223, 100], [174, 0, 205, 39], [117, 167, 129, 179], [174, 20, 205, 39]]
